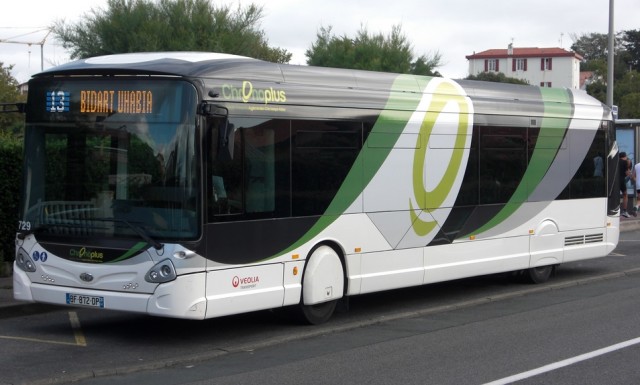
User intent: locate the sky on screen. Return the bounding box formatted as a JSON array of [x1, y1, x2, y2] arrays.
[[1, 0, 639, 84]]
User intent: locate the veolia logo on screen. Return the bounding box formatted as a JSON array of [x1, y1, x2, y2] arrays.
[[232, 275, 260, 288], [409, 80, 472, 236]]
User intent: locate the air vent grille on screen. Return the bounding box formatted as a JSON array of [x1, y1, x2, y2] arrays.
[[564, 233, 604, 246], [585, 233, 604, 244], [564, 235, 584, 246]]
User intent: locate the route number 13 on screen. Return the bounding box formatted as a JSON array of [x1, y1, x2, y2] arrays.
[[47, 91, 70, 112]]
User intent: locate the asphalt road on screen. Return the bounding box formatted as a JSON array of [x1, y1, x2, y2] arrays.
[[1, 230, 640, 385]]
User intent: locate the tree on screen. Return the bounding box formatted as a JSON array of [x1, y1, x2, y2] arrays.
[[621, 29, 640, 72], [586, 80, 607, 105], [305, 25, 442, 76], [619, 92, 640, 118], [0, 62, 25, 134], [571, 30, 640, 118], [0, 62, 24, 264], [464, 71, 530, 85], [53, 0, 291, 63], [614, 70, 640, 118], [572, 30, 640, 118], [570, 32, 617, 63]]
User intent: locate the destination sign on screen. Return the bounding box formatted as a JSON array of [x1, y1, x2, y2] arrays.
[[45, 89, 154, 114], [80, 90, 153, 114]]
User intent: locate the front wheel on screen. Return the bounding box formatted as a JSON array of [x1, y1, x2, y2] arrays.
[[294, 245, 344, 325], [523, 265, 555, 284], [297, 300, 338, 325]]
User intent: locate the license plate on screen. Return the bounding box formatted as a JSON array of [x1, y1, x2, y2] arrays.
[[66, 293, 104, 308]]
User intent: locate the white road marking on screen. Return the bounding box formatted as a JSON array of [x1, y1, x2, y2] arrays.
[[483, 336, 640, 384]]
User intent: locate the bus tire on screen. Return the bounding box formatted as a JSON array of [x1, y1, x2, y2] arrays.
[[298, 300, 338, 325], [296, 245, 344, 325], [524, 265, 555, 284]]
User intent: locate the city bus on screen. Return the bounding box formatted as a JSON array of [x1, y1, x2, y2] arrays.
[[12, 52, 619, 324]]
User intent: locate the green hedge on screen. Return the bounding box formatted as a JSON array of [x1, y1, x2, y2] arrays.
[[0, 134, 22, 264]]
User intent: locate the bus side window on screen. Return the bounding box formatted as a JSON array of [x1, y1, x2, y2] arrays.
[[208, 118, 244, 217]]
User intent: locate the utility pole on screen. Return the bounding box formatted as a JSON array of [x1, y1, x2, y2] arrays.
[[0, 29, 51, 72], [606, 0, 615, 109]]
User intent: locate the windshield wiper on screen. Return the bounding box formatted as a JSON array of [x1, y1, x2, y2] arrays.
[[93, 218, 164, 250]]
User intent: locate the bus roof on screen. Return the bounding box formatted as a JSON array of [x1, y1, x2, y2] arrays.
[[35, 51, 607, 111]]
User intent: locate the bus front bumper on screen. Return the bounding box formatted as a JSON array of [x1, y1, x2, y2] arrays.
[[13, 266, 207, 320]]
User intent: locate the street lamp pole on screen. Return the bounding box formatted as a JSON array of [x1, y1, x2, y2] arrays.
[[606, 0, 615, 109]]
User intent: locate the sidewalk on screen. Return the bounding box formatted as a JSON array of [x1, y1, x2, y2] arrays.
[[620, 212, 640, 232], [2, 217, 640, 314]]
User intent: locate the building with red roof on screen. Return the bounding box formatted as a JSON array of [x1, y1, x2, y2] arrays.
[[466, 45, 583, 89]]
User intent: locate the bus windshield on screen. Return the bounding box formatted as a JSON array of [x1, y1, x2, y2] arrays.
[[20, 78, 199, 242]]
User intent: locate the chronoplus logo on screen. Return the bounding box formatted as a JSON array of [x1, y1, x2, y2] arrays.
[[221, 81, 286, 104]]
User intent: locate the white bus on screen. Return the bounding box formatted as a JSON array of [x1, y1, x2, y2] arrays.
[[13, 52, 619, 324]]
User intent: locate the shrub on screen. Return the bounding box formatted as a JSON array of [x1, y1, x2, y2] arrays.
[[0, 131, 22, 263]]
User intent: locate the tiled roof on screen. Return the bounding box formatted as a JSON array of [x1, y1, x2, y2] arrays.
[[579, 71, 598, 88], [466, 47, 583, 60]]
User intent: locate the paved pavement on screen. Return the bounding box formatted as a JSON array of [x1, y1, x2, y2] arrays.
[[0, 273, 17, 314], [2, 217, 640, 316]]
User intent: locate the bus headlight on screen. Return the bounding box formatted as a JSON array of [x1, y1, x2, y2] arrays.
[[145, 259, 176, 283], [16, 248, 36, 273]]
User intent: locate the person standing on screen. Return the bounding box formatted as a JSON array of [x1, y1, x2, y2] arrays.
[[619, 152, 633, 217], [593, 152, 604, 177], [633, 159, 640, 214]]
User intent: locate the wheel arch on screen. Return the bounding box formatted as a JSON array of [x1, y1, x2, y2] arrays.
[[300, 240, 348, 305], [314, 240, 348, 296]]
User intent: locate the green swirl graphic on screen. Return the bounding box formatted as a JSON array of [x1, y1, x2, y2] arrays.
[[467, 87, 572, 236], [410, 82, 470, 236]]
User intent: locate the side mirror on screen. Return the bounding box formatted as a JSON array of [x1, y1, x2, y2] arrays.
[[200, 102, 234, 160]]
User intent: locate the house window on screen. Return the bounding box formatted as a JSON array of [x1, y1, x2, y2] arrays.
[[541, 57, 552, 70], [515, 58, 527, 71], [539, 82, 552, 87], [484, 59, 499, 72], [512, 58, 527, 72]]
